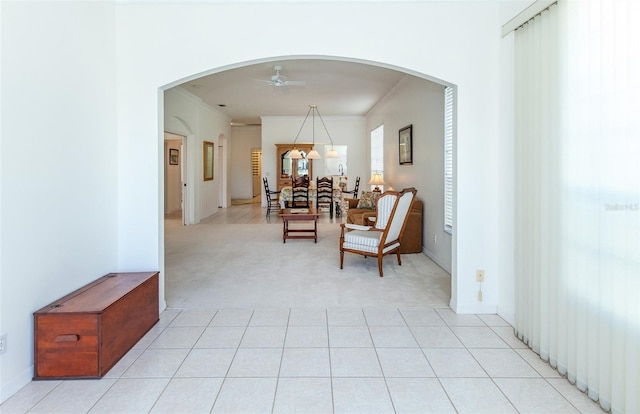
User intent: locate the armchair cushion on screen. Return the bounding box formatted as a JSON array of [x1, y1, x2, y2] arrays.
[[342, 230, 384, 253]]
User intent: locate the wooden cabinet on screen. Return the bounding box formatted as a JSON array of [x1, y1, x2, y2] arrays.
[[33, 271, 159, 379], [275, 144, 314, 191]]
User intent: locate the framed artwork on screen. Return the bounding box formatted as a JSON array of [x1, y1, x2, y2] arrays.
[[169, 148, 179, 165], [203, 141, 214, 181], [399, 124, 413, 165]]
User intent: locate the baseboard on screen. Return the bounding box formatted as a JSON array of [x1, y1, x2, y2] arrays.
[[422, 249, 451, 274], [0, 366, 34, 404], [451, 301, 498, 314], [497, 307, 515, 326]]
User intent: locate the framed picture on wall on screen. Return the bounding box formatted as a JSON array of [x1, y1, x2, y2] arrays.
[[203, 141, 214, 181], [399, 124, 413, 165], [169, 148, 179, 165]]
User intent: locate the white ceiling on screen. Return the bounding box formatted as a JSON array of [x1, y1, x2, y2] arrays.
[[177, 59, 409, 125]]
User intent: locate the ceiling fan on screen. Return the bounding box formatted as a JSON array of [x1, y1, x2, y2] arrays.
[[262, 65, 306, 88]]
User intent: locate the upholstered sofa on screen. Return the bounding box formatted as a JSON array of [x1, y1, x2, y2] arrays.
[[345, 195, 423, 254]]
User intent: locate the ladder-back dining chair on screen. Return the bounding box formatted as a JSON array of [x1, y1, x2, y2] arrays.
[[342, 176, 360, 199], [263, 177, 281, 215], [288, 175, 310, 208], [316, 176, 334, 218]]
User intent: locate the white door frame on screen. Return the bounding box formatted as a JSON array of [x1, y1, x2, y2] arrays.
[[164, 112, 197, 224], [179, 138, 187, 225], [163, 132, 189, 224], [218, 133, 228, 208]]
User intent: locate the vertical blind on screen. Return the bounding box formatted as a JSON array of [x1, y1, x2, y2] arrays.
[[514, 1, 640, 413], [444, 86, 454, 232]]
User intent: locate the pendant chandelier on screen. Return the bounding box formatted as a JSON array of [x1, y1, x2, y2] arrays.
[[287, 105, 339, 159]]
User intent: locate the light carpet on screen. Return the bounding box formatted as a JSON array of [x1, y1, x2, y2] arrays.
[[165, 222, 451, 309]]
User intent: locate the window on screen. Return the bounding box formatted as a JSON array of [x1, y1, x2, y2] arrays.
[[324, 144, 348, 176], [444, 86, 454, 233], [370, 124, 384, 192]]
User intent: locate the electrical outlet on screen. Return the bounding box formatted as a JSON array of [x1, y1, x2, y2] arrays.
[[432, 233, 437, 244], [0, 333, 7, 354], [476, 269, 485, 283], [478, 290, 483, 301]]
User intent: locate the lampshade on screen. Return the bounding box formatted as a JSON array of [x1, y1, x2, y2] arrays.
[[287, 148, 303, 159], [368, 173, 385, 186], [287, 105, 338, 160], [326, 147, 339, 158], [368, 173, 385, 193]]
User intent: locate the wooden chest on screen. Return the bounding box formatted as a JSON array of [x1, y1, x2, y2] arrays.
[[33, 271, 159, 379]]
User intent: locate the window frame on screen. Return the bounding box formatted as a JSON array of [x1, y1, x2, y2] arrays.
[[370, 124, 384, 192], [444, 86, 454, 234]]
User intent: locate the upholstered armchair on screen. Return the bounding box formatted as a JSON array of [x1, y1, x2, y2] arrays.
[[339, 188, 417, 277], [346, 194, 423, 254]]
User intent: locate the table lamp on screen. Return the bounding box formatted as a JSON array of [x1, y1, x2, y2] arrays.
[[368, 173, 385, 193]]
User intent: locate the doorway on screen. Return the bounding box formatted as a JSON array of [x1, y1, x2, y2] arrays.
[[251, 148, 262, 198], [161, 56, 454, 309], [164, 132, 186, 225]]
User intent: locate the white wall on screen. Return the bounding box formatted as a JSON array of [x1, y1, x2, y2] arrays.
[[230, 126, 261, 200], [366, 75, 451, 271], [260, 116, 367, 205], [500, 0, 537, 26], [198, 104, 229, 217], [0, 1, 117, 401], [164, 87, 231, 223]]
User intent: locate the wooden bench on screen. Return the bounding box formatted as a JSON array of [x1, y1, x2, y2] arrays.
[[33, 271, 159, 379]]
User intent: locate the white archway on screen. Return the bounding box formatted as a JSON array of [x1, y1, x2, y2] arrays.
[[160, 55, 457, 310]]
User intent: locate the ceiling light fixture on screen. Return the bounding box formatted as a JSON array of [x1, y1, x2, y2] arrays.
[[287, 105, 339, 159]]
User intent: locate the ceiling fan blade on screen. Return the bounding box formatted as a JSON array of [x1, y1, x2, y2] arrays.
[[256, 65, 306, 89]]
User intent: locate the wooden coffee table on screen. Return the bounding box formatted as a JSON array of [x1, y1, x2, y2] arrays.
[[278, 208, 322, 243]]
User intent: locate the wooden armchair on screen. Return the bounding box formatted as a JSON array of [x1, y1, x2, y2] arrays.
[[339, 188, 417, 277]]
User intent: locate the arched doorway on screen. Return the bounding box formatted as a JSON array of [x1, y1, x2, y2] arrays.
[[161, 56, 455, 309]]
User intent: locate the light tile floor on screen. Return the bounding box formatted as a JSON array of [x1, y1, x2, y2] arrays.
[[1, 307, 605, 414], [1, 206, 605, 412]]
